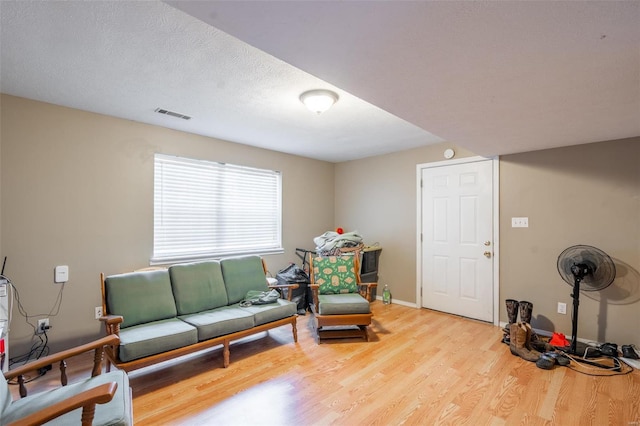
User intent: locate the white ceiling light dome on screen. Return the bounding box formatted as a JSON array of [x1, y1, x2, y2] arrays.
[[300, 89, 339, 114]]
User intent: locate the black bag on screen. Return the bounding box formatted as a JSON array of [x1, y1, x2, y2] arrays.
[[276, 263, 310, 314]]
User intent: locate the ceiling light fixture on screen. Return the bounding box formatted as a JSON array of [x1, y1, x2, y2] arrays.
[[299, 89, 339, 114]]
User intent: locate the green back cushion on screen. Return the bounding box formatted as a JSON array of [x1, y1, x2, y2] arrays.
[[105, 270, 177, 328], [313, 255, 359, 294], [169, 261, 228, 315], [220, 256, 269, 304]]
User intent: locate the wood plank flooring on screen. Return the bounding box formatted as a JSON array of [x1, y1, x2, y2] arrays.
[[9, 302, 640, 425]]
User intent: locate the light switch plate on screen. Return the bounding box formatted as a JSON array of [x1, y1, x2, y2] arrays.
[[54, 265, 69, 283], [511, 217, 529, 228]]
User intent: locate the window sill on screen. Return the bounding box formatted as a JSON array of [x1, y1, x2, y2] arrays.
[[150, 248, 285, 266]]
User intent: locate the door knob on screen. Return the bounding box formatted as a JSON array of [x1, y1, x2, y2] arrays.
[[484, 241, 491, 246], [484, 251, 492, 258]]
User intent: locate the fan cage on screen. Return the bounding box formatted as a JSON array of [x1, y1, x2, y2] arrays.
[[557, 244, 616, 292]]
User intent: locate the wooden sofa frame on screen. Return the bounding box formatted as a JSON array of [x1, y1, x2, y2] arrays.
[[99, 259, 298, 372], [3, 335, 129, 426]]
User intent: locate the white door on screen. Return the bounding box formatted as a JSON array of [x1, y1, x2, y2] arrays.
[[420, 159, 494, 322]]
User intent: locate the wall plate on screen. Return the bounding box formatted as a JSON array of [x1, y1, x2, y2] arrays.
[[54, 265, 69, 283]]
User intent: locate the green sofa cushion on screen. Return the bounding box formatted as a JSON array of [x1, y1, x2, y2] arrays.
[[2, 370, 132, 425], [318, 293, 371, 315], [312, 255, 359, 294], [105, 270, 177, 329], [179, 305, 255, 341], [169, 261, 228, 315], [118, 318, 198, 362], [220, 256, 269, 304], [238, 299, 297, 326]]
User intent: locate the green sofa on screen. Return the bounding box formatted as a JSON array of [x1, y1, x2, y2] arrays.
[[100, 255, 298, 372]]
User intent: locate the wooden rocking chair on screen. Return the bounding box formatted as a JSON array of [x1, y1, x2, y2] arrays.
[[309, 251, 377, 342]]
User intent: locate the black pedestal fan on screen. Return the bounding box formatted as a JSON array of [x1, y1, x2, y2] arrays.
[[557, 245, 616, 356]]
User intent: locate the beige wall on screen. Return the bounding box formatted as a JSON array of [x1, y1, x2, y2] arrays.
[[2, 93, 638, 357], [0, 94, 335, 354], [334, 143, 477, 303], [337, 137, 639, 347], [500, 138, 639, 346]]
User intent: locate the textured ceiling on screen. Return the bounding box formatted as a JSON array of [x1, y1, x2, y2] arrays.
[[1, 1, 639, 163], [0, 1, 441, 163], [171, 0, 640, 157]]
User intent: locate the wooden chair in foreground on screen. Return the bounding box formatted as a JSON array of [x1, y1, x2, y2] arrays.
[[2, 334, 132, 426], [309, 251, 377, 342]]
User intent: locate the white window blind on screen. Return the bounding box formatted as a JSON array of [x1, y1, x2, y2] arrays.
[[153, 153, 282, 263]]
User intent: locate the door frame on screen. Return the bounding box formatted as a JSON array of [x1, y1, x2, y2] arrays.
[[415, 155, 500, 325]]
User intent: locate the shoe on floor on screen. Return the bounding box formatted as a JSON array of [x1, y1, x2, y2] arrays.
[[600, 343, 618, 357], [536, 354, 556, 370], [622, 345, 639, 359], [537, 351, 570, 368]]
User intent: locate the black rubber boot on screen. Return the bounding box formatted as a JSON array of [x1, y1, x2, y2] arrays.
[[518, 300, 533, 324], [502, 299, 519, 344]]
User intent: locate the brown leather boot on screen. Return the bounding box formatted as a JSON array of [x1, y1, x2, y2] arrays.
[[509, 323, 540, 362], [523, 323, 542, 358]]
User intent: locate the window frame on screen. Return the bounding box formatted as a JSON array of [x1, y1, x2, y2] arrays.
[[152, 153, 283, 264]]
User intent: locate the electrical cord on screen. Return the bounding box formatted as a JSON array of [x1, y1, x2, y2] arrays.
[[9, 329, 51, 368], [2, 274, 65, 368], [561, 350, 634, 376], [560, 306, 634, 377], [7, 329, 50, 385]]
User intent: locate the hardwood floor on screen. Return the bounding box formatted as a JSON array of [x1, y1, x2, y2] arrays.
[[9, 302, 640, 425]]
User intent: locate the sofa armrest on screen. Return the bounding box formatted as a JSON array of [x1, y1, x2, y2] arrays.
[[99, 315, 123, 326], [268, 283, 300, 301], [6, 382, 118, 426], [5, 335, 119, 397], [99, 315, 123, 336]]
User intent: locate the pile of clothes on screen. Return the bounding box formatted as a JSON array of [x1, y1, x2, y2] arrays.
[[313, 230, 363, 255]]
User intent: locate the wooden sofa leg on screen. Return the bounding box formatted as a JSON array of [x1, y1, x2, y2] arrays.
[[223, 340, 230, 368], [292, 319, 298, 343]]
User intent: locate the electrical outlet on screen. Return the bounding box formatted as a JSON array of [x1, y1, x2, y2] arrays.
[[557, 302, 567, 315], [95, 306, 103, 320], [37, 318, 50, 334]]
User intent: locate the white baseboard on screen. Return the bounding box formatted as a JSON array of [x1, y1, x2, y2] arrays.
[[498, 321, 605, 347], [620, 357, 640, 369], [375, 296, 416, 308]]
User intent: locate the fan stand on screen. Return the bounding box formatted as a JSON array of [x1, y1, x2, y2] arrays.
[[568, 264, 621, 372]]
